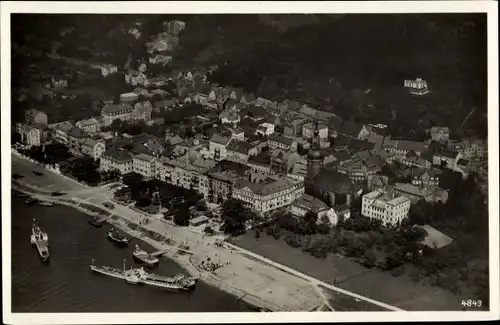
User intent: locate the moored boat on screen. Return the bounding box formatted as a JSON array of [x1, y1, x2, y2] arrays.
[[39, 201, 54, 207], [31, 218, 50, 262], [133, 244, 159, 267], [107, 228, 130, 245], [90, 259, 196, 290], [89, 217, 103, 228], [25, 198, 39, 205]]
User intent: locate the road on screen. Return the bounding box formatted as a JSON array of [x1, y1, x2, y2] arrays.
[[11, 152, 404, 312]]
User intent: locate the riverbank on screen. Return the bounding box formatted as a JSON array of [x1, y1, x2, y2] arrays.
[[12, 185, 290, 312], [11, 152, 399, 312]]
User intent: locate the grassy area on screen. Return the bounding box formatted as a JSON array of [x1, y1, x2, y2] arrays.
[[229, 232, 464, 311]]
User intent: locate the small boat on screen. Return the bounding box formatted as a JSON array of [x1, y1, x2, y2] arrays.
[[25, 198, 38, 205], [31, 218, 50, 262], [107, 228, 130, 245], [133, 244, 159, 267], [89, 217, 103, 228], [39, 201, 54, 207]]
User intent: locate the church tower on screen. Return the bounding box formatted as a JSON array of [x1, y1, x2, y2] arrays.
[[307, 121, 324, 180]]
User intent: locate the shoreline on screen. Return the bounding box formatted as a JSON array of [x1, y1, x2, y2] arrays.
[[11, 151, 401, 312], [12, 185, 277, 312]]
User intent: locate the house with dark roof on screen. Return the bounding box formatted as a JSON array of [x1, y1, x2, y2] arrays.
[[226, 139, 258, 163], [267, 133, 297, 152], [101, 103, 134, 126], [337, 120, 370, 140], [411, 167, 441, 187], [79, 138, 106, 160], [206, 160, 251, 203], [100, 148, 134, 174], [209, 133, 231, 161]]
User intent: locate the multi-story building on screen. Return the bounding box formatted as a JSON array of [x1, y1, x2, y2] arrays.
[[283, 118, 305, 138], [256, 123, 275, 136], [225, 139, 258, 164], [429, 126, 450, 143], [291, 194, 349, 226], [67, 127, 89, 156], [302, 122, 328, 140], [133, 153, 157, 178], [49, 121, 73, 145], [100, 148, 134, 174], [16, 123, 46, 147], [448, 139, 487, 161], [361, 189, 411, 227], [267, 133, 298, 152], [411, 168, 440, 187], [76, 118, 100, 134], [101, 103, 135, 127], [393, 183, 449, 204], [25, 109, 48, 125], [208, 133, 231, 161], [80, 138, 106, 160], [399, 150, 432, 168], [233, 175, 305, 214], [133, 101, 153, 122], [382, 137, 425, 157], [207, 161, 250, 203], [161, 156, 216, 198]]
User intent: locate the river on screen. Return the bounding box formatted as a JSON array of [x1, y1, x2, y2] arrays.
[[10, 196, 252, 312]]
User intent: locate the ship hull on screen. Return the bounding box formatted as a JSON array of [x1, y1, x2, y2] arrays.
[[107, 233, 129, 246]]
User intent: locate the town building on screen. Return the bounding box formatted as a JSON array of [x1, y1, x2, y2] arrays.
[[382, 136, 426, 157], [361, 189, 411, 227], [256, 122, 275, 136], [233, 175, 305, 215], [76, 118, 100, 134], [208, 133, 231, 161], [393, 182, 449, 204], [304, 122, 362, 207], [283, 118, 305, 138], [404, 78, 429, 95], [267, 133, 298, 152], [16, 123, 47, 147], [302, 122, 328, 139], [49, 121, 73, 145], [291, 194, 349, 226], [337, 120, 370, 140], [100, 148, 134, 174], [429, 126, 450, 143], [411, 168, 441, 187], [207, 161, 251, 203], [225, 139, 258, 164], [25, 109, 48, 125], [133, 153, 157, 178], [101, 103, 135, 127], [447, 139, 487, 161], [133, 101, 153, 122], [80, 138, 106, 160]]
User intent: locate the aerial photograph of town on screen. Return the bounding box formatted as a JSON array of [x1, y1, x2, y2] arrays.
[[3, 3, 496, 320]]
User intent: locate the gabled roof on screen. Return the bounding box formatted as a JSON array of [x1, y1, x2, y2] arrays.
[[234, 177, 296, 196], [292, 194, 329, 213], [328, 115, 344, 131], [102, 103, 133, 114], [67, 127, 88, 138], [102, 148, 133, 162], [134, 153, 155, 162], [209, 133, 231, 146], [268, 133, 295, 146], [338, 120, 365, 138]]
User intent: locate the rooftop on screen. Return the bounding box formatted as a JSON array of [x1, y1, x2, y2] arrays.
[[226, 139, 254, 154]]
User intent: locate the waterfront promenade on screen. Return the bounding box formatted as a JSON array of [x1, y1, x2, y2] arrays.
[[10, 152, 402, 312]]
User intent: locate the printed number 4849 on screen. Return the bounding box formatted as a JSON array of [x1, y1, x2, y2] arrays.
[[461, 300, 482, 307]]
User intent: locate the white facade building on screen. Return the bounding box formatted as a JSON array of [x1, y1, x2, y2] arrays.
[[361, 189, 411, 227], [233, 176, 305, 214]]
